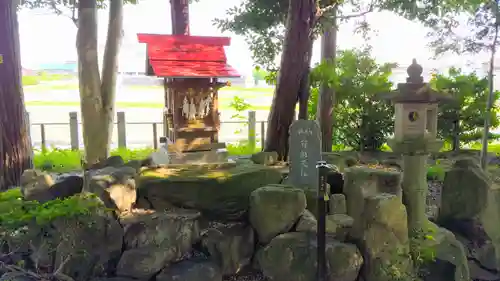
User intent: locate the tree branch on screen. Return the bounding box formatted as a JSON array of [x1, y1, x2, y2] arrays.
[[338, 4, 375, 20], [44, 0, 78, 26]]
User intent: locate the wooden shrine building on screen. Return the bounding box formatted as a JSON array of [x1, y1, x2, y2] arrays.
[[137, 34, 240, 153]]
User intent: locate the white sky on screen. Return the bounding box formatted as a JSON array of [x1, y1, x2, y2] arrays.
[[17, 0, 491, 77]]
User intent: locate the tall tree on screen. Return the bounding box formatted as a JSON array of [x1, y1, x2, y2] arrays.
[[317, 18, 337, 152], [415, 0, 499, 168], [215, 0, 379, 158], [23, 0, 133, 165], [214, 0, 431, 158], [0, 0, 32, 190]]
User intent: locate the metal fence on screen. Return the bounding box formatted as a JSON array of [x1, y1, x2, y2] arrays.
[[28, 111, 267, 150]]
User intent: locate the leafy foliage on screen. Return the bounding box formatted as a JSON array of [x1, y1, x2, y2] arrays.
[[430, 68, 500, 144], [213, 0, 385, 69], [308, 48, 396, 151], [424, 2, 500, 56], [0, 188, 104, 239], [20, 0, 138, 24]]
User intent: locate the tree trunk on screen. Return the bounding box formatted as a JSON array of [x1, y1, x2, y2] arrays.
[[264, 0, 315, 159], [0, 0, 31, 190], [77, 0, 123, 165], [317, 15, 337, 152], [297, 40, 313, 120]]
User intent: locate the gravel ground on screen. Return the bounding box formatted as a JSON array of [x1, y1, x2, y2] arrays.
[[426, 180, 443, 220], [223, 268, 268, 281]]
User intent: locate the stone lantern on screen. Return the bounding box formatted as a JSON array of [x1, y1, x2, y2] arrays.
[[378, 59, 454, 233]]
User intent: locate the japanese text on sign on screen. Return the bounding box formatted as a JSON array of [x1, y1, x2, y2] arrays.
[[299, 141, 309, 177]]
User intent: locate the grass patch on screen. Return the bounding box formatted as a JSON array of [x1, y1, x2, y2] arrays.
[[34, 148, 155, 172], [24, 83, 274, 93], [25, 100, 271, 111], [33, 145, 262, 173]]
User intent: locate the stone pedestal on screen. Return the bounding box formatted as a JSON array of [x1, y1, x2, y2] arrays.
[[388, 137, 442, 233]]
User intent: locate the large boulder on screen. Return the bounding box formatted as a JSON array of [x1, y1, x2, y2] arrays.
[[29, 194, 124, 281], [357, 193, 411, 281], [137, 163, 282, 220], [419, 222, 470, 281], [439, 159, 500, 274], [156, 259, 222, 281], [201, 222, 254, 275], [249, 185, 306, 244], [256, 232, 363, 281], [116, 209, 200, 279], [343, 167, 402, 239], [295, 211, 354, 242]]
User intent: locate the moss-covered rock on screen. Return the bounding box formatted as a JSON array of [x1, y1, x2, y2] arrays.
[[256, 232, 363, 281], [343, 167, 402, 239], [156, 259, 222, 281], [201, 222, 254, 275], [22, 194, 124, 281], [137, 163, 282, 220], [329, 193, 347, 215], [249, 184, 306, 244], [439, 159, 500, 274], [419, 222, 470, 281], [358, 193, 411, 281], [250, 151, 278, 165], [117, 209, 200, 279]]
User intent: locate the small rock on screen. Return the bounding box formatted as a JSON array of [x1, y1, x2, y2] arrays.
[[85, 166, 137, 212], [249, 185, 306, 244], [329, 194, 347, 215], [251, 152, 278, 166], [295, 210, 317, 232], [201, 223, 254, 275], [157, 259, 222, 281]]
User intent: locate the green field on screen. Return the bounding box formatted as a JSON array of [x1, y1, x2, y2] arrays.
[[25, 100, 271, 110], [24, 83, 274, 93]]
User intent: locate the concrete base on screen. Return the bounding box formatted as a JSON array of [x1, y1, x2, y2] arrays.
[[168, 149, 229, 164]]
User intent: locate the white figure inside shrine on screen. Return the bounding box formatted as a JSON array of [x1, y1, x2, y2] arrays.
[[205, 95, 212, 114], [198, 98, 206, 117], [182, 97, 190, 119], [188, 98, 197, 120]]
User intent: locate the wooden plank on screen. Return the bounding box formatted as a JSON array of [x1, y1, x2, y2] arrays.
[[150, 60, 240, 78], [138, 33, 231, 46], [148, 45, 227, 62]]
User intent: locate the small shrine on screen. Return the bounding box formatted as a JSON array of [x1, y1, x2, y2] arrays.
[[137, 34, 240, 154], [377, 59, 454, 232]]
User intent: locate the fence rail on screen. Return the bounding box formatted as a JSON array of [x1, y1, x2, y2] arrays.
[[28, 111, 267, 150]]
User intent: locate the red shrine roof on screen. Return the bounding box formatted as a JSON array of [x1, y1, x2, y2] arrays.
[[137, 34, 240, 78]]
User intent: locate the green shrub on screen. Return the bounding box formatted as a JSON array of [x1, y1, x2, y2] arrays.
[[426, 165, 446, 181], [22, 75, 40, 86], [0, 189, 104, 238], [226, 141, 261, 155]]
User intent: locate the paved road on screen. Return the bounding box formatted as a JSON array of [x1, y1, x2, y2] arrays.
[[26, 105, 270, 149], [24, 88, 274, 106]]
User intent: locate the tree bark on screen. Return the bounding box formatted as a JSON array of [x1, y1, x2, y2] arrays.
[[0, 0, 31, 190], [264, 0, 315, 159], [317, 14, 337, 152], [297, 39, 313, 120], [77, 0, 123, 165]]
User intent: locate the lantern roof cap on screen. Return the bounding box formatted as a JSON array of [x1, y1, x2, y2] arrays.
[[375, 59, 455, 104]]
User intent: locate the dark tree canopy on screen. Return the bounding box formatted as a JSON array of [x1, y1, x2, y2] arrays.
[[212, 0, 468, 69]]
